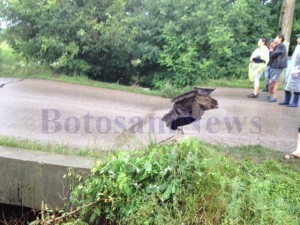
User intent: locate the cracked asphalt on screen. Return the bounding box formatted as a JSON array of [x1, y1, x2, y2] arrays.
[[0, 77, 299, 153]]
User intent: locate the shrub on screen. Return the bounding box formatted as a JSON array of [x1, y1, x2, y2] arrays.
[[68, 139, 300, 225]]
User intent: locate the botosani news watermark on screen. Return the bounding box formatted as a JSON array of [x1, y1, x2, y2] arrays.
[[41, 109, 263, 135]]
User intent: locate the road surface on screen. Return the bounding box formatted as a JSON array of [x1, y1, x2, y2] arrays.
[[0, 77, 299, 153]]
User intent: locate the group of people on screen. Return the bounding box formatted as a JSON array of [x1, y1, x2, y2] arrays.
[[248, 34, 300, 107], [248, 34, 300, 159]]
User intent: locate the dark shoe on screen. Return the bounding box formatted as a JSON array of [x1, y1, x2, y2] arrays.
[[247, 93, 259, 98], [290, 93, 300, 107], [268, 97, 277, 102], [262, 88, 269, 92], [279, 101, 289, 105], [279, 91, 292, 105], [288, 103, 298, 107], [266, 96, 271, 101]]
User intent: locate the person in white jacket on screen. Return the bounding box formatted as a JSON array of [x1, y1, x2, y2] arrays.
[[247, 38, 270, 98], [279, 34, 300, 107]]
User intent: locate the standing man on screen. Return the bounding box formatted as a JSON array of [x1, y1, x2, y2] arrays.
[[268, 34, 288, 102], [279, 34, 300, 107]]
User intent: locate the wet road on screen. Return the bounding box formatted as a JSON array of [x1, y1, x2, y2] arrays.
[[0, 78, 299, 153]]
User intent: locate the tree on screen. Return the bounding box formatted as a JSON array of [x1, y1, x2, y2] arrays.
[[290, 0, 300, 52], [1, 0, 139, 83], [0, 0, 284, 87], [278, 0, 296, 54], [156, 0, 274, 87]]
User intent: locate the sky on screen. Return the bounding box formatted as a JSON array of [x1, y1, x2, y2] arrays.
[[0, 19, 7, 29]]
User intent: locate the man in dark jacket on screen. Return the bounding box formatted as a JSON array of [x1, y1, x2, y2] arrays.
[[268, 34, 288, 102]]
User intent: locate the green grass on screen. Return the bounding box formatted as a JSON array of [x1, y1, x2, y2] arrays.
[[202, 76, 284, 90], [36, 138, 300, 225], [0, 135, 112, 160], [1, 135, 298, 170], [202, 77, 253, 88], [218, 144, 300, 172]]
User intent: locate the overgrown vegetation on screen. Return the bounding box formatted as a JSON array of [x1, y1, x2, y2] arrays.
[[0, 0, 292, 88], [2, 41, 280, 99], [32, 139, 300, 225], [0, 41, 50, 78], [0, 40, 258, 98]]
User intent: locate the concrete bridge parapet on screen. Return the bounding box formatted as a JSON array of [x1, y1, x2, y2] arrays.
[[0, 146, 94, 210]]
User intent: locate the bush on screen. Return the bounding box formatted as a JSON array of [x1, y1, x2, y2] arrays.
[[68, 139, 300, 225], [1, 0, 279, 87]]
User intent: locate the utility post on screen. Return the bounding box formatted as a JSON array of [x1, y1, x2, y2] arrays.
[[278, 0, 296, 54]]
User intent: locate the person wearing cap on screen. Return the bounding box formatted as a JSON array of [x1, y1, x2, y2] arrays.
[[278, 34, 300, 107], [267, 34, 288, 102], [247, 38, 269, 98]]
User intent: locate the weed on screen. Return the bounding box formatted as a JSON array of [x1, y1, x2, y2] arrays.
[[51, 138, 300, 225]]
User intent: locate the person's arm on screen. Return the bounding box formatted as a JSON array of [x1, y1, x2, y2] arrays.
[[270, 44, 286, 59]]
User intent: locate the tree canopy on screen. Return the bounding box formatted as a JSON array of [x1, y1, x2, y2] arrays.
[[0, 0, 292, 87]]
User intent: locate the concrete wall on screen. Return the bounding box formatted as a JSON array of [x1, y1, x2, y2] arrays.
[[0, 146, 94, 209]]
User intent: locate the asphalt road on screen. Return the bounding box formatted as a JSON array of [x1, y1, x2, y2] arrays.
[[0, 78, 299, 153]]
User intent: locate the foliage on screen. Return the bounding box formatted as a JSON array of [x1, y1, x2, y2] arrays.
[[0, 41, 49, 76], [0, 0, 138, 83], [65, 139, 300, 225], [157, 0, 276, 87], [0, 0, 287, 87]]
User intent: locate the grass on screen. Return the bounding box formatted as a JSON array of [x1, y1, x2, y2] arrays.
[[0, 135, 112, 160], [218, 143, 300, 172], [35, 138, 300, 225], [1, 135, 298, 169]]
